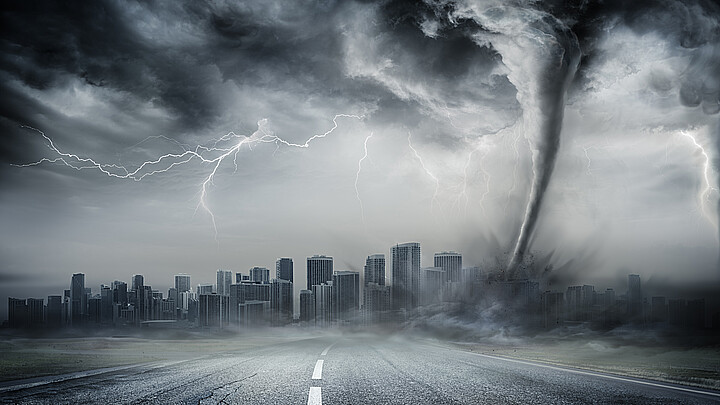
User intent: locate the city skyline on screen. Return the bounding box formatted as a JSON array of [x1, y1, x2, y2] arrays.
[[2, 1, 720, 325]]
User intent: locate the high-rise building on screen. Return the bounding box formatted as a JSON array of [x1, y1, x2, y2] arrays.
[[217, 270, 233, 296], [628, 274, 642, 320], [364, 254, 385, 286], [175, 274, 191, 293], [132, 275, 144, 291], [434, 251, 462, 283], [8, 298, 28, 328], [100, 285, 113, 323], [270, 279, 293, 325], [276, 258, 294, 282], [391, 242, 421, 311], [333, 271, 360, 322], [307, 255, 333, 290], [70, 273, 86, 325], [363, 283, 391, 324], [299, 290, 315, 323], [199, 293, 230, 327], [249, 267, 270, 284], [47, 295, 63, 327], [26, 298, 44, 327], [313, 283, 334, 327], [197, 284, 214, 296], [112, 281, 128, 306], [421, 267, 445, 305]]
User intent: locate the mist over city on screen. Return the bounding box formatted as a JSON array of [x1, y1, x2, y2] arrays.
[[1, 0, 719, 403]]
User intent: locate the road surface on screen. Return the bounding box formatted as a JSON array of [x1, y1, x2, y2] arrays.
[[1, 334, 718, 404]]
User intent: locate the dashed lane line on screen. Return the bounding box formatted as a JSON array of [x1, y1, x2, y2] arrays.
[[311, 360, 324, 380], [307, 387, 322, 405]]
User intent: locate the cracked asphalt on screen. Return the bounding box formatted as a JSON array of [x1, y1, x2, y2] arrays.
[[1, 334, 718, 404]]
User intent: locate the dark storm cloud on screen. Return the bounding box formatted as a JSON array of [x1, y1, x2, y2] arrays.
[[0, 0, 392, 164]]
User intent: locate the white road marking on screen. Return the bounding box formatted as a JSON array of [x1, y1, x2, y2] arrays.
[[311, 360, 324, 380], [467, 351, 720, 398], [307, 387, 322, 405], [321, 343, 336, 356]]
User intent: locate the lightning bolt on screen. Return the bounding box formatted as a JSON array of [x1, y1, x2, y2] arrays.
[[407, 132, 441, 211], [679, 130, 718, 228], [15, 114, 363, 242], [355, 132, 373, 223]]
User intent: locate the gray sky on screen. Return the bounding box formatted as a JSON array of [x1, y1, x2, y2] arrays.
[[2, 0, 719, 319]]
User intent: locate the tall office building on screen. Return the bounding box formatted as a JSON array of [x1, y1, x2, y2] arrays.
[[249, 267, 270, 284], [391, 242, 421, 311], [217, 270, 233, 296], [313, 283, 334, 327], [421, 267, 445, 305], [175, 274, 191, 294], [434, 251, 462, 283], [27, 298, 44, 327], [8, 298, 28, 328], [363, 283, 391, 324], [197, 284, 214, 296], [299, 290, 315, 323], [47, 295, 63, 327], [307, 255, 333, 290], [364, 254, 385, 286], [333, 271, 360, 322], [628, 274, 642, 320], [70, 273, 86, 325], [276, 258, 294, 282], [112, 281, 128, 306], [199, 293, 230, 327], [132, 275, 144, 291], [270, 279, 293, 325]]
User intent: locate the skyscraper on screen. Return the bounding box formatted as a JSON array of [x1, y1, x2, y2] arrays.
[[299, 289, 315, 323], [217, 269, 233, 296], [313, 282, 334, 327], [391, 242, 421, 311], [175, 274, 191, 294], [270, 279, 293, 325], [276, 258, 294, 282], [307, 255, 333, 290], [333, 271, 360, 322], [249, 267, 270, 283], [70, 273, 86, 325], [363, 283, 391, 324], [434, 251, 462, 283], [421, 267, 445, 305], [364, 254, 385, 286], [628, 274, 642, 320]]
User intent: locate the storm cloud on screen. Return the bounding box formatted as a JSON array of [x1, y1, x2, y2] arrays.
[[1, 0, 719, 318]]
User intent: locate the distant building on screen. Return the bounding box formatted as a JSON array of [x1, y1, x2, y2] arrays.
[[307, 255, 333, 290], [199, 293, 230, 327], [627, 274, 642, 321], [363, 283, 391, 324], [364, 254, 385, 286], [249, 267, 270, 284], [421, 267, 445, 305], [47, 295, 63, 327], [8, 298, 28, 328], [270, 279, 293, 325], [434, 251, 462, 283], [299, 290, 315, 324], [216, 269, 233, 296], [71, 273, 86, 325], [313, 283, 334, 327], [333, 271, 360, 323], [276, 258, 294, 282], [391, 242, 421, 311], [197, 284, 214, 296], [175, 274, 191, 294], [112, 281, 128, 306]]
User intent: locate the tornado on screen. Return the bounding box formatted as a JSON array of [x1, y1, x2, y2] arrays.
[[450, 5, 580, 278]]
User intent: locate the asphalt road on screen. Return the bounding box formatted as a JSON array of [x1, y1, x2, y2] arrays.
[[1, 334, 718, 404]]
